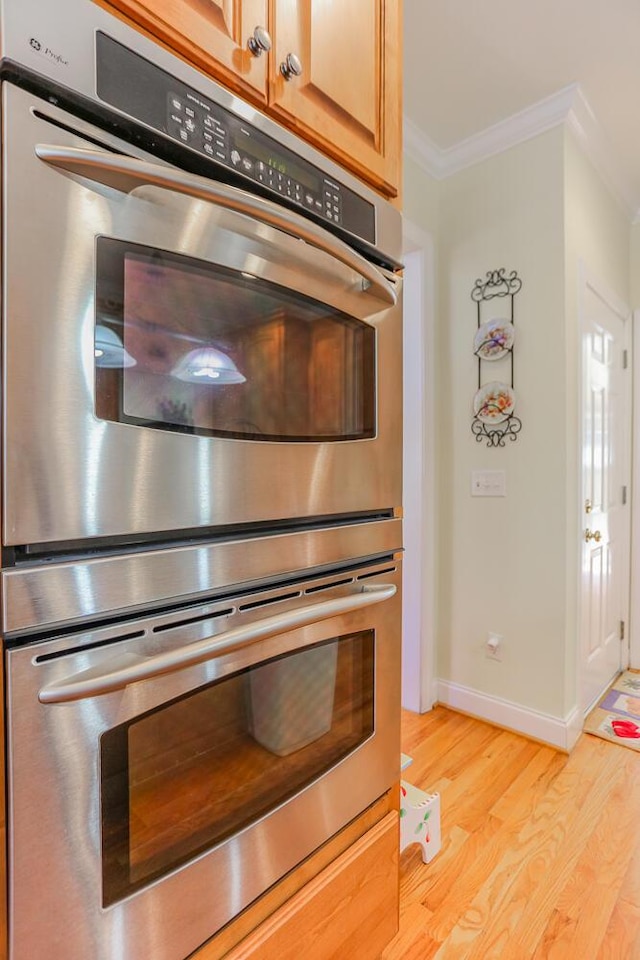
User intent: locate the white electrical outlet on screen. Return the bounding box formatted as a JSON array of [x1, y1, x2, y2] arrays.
[[486, 632, 503, 660]]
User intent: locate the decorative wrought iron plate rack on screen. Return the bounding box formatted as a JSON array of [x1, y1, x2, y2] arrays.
[[471, 268, 522, 447]]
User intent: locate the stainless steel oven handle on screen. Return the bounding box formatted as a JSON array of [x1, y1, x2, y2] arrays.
[[38, 582, 396, 704], [34, 144, 397, 306]]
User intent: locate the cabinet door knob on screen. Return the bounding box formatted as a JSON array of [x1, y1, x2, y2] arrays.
[[247, 25, 272, 57], [280, 52, 303, 80]]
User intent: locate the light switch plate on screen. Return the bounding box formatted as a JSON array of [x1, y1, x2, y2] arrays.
[[471, 470, 506, 497]]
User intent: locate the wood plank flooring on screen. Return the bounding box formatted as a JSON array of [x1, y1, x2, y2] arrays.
[[381, 706, 640, 960]]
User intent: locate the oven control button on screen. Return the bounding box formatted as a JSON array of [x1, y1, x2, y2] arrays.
[[185, 118, 196, 134], [242, 157, 253, 172], [230, 149, 241, 166], [170, 96, 182, 111], [203, 142, 214, 156], [179, 128, 189, 142]]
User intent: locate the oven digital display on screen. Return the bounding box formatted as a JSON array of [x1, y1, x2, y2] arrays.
[[231, 130, 320, 192]]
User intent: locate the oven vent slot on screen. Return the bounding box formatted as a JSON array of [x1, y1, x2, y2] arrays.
[[305, 576, 354, 595], [32, 109, 124, 156], [35, 629, 146, 663], [152, 607, 234, 634], [357, 566, 396, 581], [239, 590, 301, 612]]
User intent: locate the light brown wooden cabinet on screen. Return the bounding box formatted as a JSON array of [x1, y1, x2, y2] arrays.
[[221, 812, 399, 960], [189, 798, 399, 960], [103, 0, 270, 103], [101, 0, 401, 197], [270, 0, 401, 198]]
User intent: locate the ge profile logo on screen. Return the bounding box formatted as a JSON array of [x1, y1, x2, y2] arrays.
[[27, 37, 69, 66]]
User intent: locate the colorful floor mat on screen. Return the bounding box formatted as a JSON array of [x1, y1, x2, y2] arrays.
[[584, 670, 640, 751]]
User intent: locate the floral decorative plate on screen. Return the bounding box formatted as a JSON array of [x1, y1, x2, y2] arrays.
[[473, 382, 516, 424], [473, 319, 515, 360]]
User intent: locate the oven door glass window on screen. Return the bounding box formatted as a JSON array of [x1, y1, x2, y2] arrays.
[[95, 239, 375, 441], [100, 631, 374, 906]]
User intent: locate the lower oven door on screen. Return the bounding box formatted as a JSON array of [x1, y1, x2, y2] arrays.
[[5, 555, 401, 960]]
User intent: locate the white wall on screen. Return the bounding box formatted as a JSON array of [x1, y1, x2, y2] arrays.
[[401, 244, 433, 712], [627, 223, 640, 669], [629, 223, 640, 309], [403, 154, 440, 238], [401, 158, 439, 712], [402, 121, 633, 746], [436, 128, 569, 722]]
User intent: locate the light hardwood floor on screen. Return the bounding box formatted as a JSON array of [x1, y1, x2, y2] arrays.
[[381, 706, 640, 960]]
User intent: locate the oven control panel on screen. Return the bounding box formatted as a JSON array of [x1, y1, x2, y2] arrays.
[[165, 92, 343, 226], [96, 33, 375, 245]]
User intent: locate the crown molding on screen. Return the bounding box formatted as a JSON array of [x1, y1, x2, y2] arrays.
[[405, 84, 637, 221], [403, 118, 449, 179], [404, 84, 577, 180], [565, 87, 637, 220]]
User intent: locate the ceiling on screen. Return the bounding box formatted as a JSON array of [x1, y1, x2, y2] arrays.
[[403, 0, 640, 217]]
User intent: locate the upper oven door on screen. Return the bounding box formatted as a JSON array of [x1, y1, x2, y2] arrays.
[[2, 85, 402, 548]]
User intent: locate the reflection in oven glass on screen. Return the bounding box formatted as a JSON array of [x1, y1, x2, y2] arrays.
[[100, 631, 374, 905], [94, 239, 376, 442]]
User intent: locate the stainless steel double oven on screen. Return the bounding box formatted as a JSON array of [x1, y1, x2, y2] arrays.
[[0, 1, 403, 958]]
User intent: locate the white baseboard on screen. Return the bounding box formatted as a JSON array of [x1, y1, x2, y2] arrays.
[[436, 680, 583, 752]]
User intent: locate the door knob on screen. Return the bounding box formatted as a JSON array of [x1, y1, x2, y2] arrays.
[[247, 25, 272, 57], [584, 528, 602, 543], [280, 53, 303, 80]]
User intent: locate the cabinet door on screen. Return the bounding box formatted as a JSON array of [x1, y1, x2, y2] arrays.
[[221, 812, 399, 960], [270, 0, 401, 197], [105, 0, 270, 102]]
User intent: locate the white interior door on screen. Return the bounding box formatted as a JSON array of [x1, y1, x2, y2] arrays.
[[580, 279, 630, 713]]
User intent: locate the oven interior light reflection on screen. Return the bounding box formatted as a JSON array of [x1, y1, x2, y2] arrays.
[[94, 325, 136, 368], [172, 347, 246, 385], [95, 324, 246, 385]]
